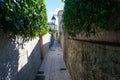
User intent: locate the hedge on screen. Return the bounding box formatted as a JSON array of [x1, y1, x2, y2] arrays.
[[0, 0, 48, 38], [63, 0, 120, 36]]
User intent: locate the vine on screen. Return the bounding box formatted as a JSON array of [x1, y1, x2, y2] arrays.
[[63, 0, 120, 36], [0, 0, 48, 38]]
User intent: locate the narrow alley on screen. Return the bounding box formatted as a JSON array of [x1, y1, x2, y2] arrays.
[[35, 41, 72, 80], [0, 1, 120, 80]]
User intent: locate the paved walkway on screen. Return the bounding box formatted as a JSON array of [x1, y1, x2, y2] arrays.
[[35, 41, 72, 80]]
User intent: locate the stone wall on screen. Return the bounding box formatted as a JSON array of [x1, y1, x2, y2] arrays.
[[64, 37, 120, 80], [0, 32, 51, 80]]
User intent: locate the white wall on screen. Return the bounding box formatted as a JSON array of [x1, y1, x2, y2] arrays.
[[0, 32, 51, 80]]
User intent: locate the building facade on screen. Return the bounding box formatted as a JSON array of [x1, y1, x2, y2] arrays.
[[57, 10, 64, 49], [48, 22, 57, 30]]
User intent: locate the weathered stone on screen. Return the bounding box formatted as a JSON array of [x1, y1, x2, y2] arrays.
[[64, 36, 120, 80]]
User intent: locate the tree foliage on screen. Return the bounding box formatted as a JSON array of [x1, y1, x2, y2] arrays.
[[49, 27, 56, 34], [63, 0, 120, 36], [61, 0, 65, 2], [0, 0, 48, 38]]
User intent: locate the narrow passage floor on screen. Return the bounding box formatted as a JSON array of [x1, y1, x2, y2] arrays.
[[35, 41, 72, 80]]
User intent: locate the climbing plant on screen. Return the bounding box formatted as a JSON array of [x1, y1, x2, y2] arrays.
[[63, 0, 120, 36], [0, 0, 48, 38]]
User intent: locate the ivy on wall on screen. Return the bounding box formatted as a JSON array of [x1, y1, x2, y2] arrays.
[[0, 0, 48, 38], [63, 0, 120, 36]]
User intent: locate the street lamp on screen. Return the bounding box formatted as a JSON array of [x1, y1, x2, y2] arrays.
[[51, 15, 56, 29]]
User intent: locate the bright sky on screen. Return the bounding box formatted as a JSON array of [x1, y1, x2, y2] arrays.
[[45, 0, 64, 25]]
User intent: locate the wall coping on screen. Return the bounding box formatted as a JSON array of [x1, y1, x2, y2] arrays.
[[68, 30, 120, 45]]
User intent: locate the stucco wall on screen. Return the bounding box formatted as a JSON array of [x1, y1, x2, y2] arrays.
[[0, 32, 51, 80], [64, 37, 120, 80], [42, 33, 51, 56]]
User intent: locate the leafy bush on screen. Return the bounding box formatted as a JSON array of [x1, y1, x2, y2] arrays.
[[49, 27, 57, 34], [0, 0, 48, 38], [63, 0, 120, 36]]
